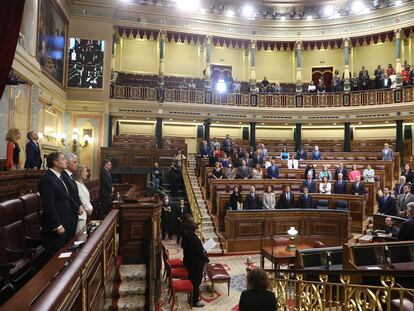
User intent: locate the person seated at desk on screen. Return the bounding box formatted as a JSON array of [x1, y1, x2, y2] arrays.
[[263, 185, 276, 210], [335, 162, 348, 180], [251, 163, 263, 180], [209, 149, 219, 167], [397, 204, 414, 241], [298, 187, 313, 209], [319, 165, 332, 181], [319, 176, 332, 194], [348, 164, 361, 182], [287, 154, 298, 169], [221, 153, 230, 168], [252, 150, 263, 167], [239, 269, 277, 311], [351, 176, 365, 195], [280, 146, 289, 161], [302, 173, 317, 193], [267, 159, 279, 179], [244, 186, 262, 210], [228, 186, 243, 210], [279, 185, 295, 209], [377, 187, 395, 216], [237, 159, 250, 179], [311, 145, 322, 160], [397, 185, 414, 217], [225, 164, 236, 180], [333, 173, 347, 194], [304, 164, 317, 180], [378, 217, 400, 238], [296, 146, 307, 160], [212, 162, 223, 180]]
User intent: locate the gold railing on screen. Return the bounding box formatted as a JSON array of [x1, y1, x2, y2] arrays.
[[182, 159, 203, 240], [109, 83, 414, 107], [269, 271, 414, 311]]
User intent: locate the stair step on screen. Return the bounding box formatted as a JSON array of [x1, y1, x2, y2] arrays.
[[119, 280, 146, 296], [119, 264, 146, 282]]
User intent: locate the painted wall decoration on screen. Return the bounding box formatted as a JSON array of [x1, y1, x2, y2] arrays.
[[37, 0, 68, 87], [67, 38, 105, 89]]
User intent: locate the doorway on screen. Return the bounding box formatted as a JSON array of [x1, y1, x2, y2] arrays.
[[312, 67, 333, 92]]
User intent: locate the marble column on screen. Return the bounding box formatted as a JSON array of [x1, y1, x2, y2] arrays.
[[295, 41, 302, 94], [344, 122, 351, 152], [343, 38, 351, 92], [295, 123, 302, 151], [108, 116, 113, 147], [203, 118, 211, 143], [156, 117, 163, 148], [157, 31, 165, 102], [395, 29, 402, 89], [205, 36, 212, 90], [396, 120, 403, 164], [250, 122, 256, 150], [250, 40, 257, 93]]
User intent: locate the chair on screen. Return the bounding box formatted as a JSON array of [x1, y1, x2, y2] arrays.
[[335, 200, 348, 211], [316, 199, 329, 209], [166, 261, 193, 311], [161, 243, 184, 282]]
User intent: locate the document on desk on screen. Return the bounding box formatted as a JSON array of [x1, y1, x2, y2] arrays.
[[58, 252, 72, 258], [203, 238, 217, 252]]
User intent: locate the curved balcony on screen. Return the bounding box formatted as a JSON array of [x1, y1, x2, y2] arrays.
[[110, 83, 414, 108]]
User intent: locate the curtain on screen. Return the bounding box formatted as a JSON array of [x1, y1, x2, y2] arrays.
[[0, 0, 26, 97]]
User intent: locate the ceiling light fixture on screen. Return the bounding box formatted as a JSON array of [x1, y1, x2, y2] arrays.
[[280, 15, 286, 21], [351, 1, 365, 13], [226, 10, 235, 17], [174, 0, 200, 12], [324, 5, 334, 16], [395, 0, 402, 5], [307, 15, 313, 20]]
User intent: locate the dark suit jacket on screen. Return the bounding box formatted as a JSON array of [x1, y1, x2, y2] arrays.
[[244, 193, 261, 210], [61, 170, 82, 210], [333, 181, 347, 194], [298, 194, 313, 209], [39, 170, 77, 235], [267, 165, 279, 179], [395, 183, 406, 196], [237, 166, 250, 179], [228, 193, 243, 210], [302, 179, 316, 193], [378, 195, 395, 216], [100, 169, 113, 200], [24, 140, 42, 169], [351, 182, 365, 195], [174, 204, 192, 220], [296, 150, 307, 160], [279, 192, 295, 209], [182, 232, 209, 273], [334, 168, 348, 180], [397, 218, 414, 241], [239, 289, 277, 311], [312, 150, 322, 160]]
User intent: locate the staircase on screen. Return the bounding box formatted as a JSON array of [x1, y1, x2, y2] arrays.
[[187, 155, 223, 254]]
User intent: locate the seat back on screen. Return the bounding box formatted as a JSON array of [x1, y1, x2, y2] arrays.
[[335, 200, 348, 211], [316, 199, 329, 209], [0, 199, 26, 261], [20, 193, 42, 239], [272, 236, 290, 247]]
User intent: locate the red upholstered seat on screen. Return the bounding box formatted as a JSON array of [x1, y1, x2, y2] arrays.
[[171, 267, 189, 279], [206, 264, 230, 281], [172, 279, 193, 292], [168, 258, 183, 268]]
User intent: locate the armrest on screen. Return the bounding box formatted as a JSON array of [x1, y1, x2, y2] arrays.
[[0, 263, 15, 279], [6, 248, 36, 261], [25, 235, 44, 248]]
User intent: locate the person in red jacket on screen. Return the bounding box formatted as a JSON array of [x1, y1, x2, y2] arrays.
[[5, 128, 21, 170]]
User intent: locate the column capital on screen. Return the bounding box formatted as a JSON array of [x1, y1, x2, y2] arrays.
[[159, 30, 166, 38], [343, 38, 350, 46], [395, 28, 401, 37], [295, 41, 302, 49], [250, 40, 256, 48], [206, 35, 212, 44]]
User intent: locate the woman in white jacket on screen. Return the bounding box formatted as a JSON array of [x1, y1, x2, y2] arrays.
[[73, 165, 94, 233], [263, 185, 276, 209]]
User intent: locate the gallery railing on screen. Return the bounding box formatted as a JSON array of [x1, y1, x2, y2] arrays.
[[110, 83, 414, 107], [267, 269, 414, 311]]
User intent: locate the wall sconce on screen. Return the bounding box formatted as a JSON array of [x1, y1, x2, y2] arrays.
[[61, 128, 90, 153], [286, 227, 298, 251]]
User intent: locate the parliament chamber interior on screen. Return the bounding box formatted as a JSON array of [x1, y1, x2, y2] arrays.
[[2, 0, 414, 310]]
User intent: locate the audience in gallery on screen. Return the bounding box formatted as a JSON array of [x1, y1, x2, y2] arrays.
[[5, 128, 21, 170], [24, 131, 42, 169], [307, 80, 317, 93], [238, 268, 277, 311], [73, 165, 94, 233]]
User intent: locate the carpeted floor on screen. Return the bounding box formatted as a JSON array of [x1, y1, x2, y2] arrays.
[[160, 239, 263, 311]]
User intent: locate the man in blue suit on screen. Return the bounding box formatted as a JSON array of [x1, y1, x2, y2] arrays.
[[244, 186, 261, 210], [267, 159, 279, 179], [24, 131, 42, 169], [381, 143, 394, 161], [298, 187, 313, 208], [302, 173, 316, 193], [378, 187, 395, 216], [311, 145, 322, 160]]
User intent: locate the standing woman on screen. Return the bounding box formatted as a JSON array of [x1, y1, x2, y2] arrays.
[[363, 164, 375, 183], [348, 164, 361, 182], [73, 166, 93, 233], [280, 146, 289, 161], [401, 163, 414, 184], [212, 162, 223, 179], [319, 176, 332, 194], [182, 222, 209, 308], [228, 186, 243, 210], [263, 185, 276, 209], [5, 128, 21, 170]]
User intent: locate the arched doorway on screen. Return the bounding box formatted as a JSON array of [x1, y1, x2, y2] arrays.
[[312, 67, 333, 92]]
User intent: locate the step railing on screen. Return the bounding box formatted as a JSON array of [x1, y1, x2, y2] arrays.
[[267, 269, 414, 311], [182, 159, 203, 240]]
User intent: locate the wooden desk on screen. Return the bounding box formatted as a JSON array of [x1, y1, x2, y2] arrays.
[[2, 210, 118, 310], [261, 243, 312, 269]]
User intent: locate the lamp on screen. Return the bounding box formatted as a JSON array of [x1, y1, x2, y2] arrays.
[[286, 227, 298, 251], [61, 128, 90, 153]]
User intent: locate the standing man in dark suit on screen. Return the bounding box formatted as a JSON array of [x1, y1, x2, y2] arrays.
[[24, 131, 42, 169], [296, 146, 307, 160], [237, 159, 250, 179], [377, 187, 395, 216], [267, 159, 279, 179], [398, 204, 414, 241], [174, 199, 192, 243], [333, 173, 347, 194], [394, 176, 406, 196], [311, 146, 322, 160], [244, 186, 261, 210], [279, 185, 295, 209], [381, 143, 394, 161], [351, 176, 365, 195], [302, 173, 316, 193], [39, 152, 78, 259], [99, 159, 113, 219], [334, 163, 348, 180], [397, 185, 414, 217], [61, 153, 84, 239], [298, 187, 313, 209]]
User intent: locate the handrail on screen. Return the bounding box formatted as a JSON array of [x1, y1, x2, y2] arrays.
[[182, 159, 204, 240]]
